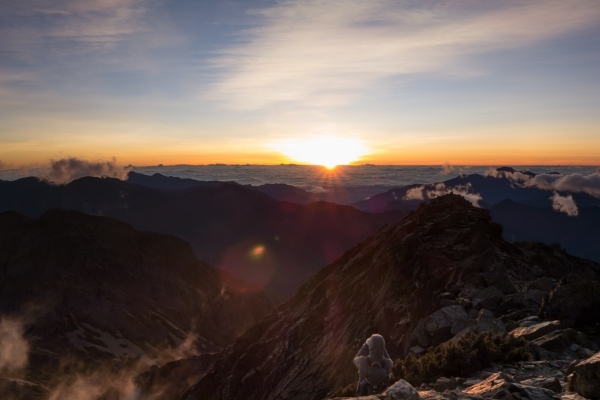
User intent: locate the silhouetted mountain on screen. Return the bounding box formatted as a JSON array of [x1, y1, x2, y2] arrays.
[[490, 199, 600, 262], [179, 194, 599, 400], [0, 177, 406, 297], [127, 171, 228, 190], [353, 169, 600, 213], [0, 209, 276, 398], [127, 171, 395, 205]]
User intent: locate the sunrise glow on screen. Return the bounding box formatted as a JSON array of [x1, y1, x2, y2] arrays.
[[272, 136, 369, 169]]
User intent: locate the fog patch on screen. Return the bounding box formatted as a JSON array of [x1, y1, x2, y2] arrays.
[[441, 162, 454, 175], [551, 192, 579, 216], [404, 183, 482, 207], [46, 367, 141, 400], [46, 157, 127, 184], [0, 317, 29, 373], [483, 167, 533, 183], [299, 185, 327, 193]]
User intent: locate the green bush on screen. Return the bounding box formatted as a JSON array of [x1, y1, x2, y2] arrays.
[[393, 331, 529, 386]]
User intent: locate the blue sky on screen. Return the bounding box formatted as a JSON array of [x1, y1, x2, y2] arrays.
[[1, 0, 599, 167]]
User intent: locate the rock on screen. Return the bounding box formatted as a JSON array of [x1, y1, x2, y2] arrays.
[[411, 306, 470, 347], [510, 321, 564, 341], [441, 299, 459, 307], [385, 379, 422, 400], [473, 286, 505, 310], [520, 320, 540, 328], [568, 351, 600, 399], [463, 379, 482, 387], [434, 377, 457, 392], [564, 360, 580, 377], [578, 348, 596, 360], [541, 281, 600, 326], [532, 329, 577, 351], [450, 309, 506, 343], [523, 277, 556, 292], [520, 377, 562, 393], [463, 372, 516, 397], [411, 346, 426, 355], [560, 394, 587, 400], [509, 383, 559, 400]]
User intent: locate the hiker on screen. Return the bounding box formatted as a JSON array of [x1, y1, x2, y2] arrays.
[[353, 334, 393, 396]]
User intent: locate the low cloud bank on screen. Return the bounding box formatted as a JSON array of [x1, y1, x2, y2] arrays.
[[483, 167, 533, 183], [484, 168, 600, 216], [46, 157, 127, 184], [551, 192, 579, 216], [525, 173, 600, 199], [0, 317, 29, 373], [404, 183, 482, 207]]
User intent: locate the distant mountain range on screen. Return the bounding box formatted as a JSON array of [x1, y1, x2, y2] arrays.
[[0, 176, 406, 297], [129, 168, 600, 263]]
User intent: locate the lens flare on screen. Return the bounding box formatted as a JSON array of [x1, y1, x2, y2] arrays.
[[250, 245, 265, 257], [272, 136, 369, 169]]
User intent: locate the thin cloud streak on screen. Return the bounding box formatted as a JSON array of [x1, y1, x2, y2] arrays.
[[209, 0, 600, 109]]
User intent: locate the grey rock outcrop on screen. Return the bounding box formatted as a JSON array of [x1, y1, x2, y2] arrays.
[[412, 306, 470, 347], [568, 351, 600, 399], [541, 281, 600, 327], [510, 321, 564, 341]]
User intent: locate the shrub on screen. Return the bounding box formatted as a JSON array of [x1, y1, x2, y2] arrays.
[[329, 383, 356, 398], [392, 331, 529, 386]]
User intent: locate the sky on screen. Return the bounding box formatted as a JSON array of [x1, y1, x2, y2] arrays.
[[1, 0, 600, 167]]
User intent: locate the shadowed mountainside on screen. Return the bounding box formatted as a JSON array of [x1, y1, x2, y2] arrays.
[[490, 199, 600, 262], [179, 194, 599, 400], [0, 209, 276, 398], [0, 177, 406, 297]]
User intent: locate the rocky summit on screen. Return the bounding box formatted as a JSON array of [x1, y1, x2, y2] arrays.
[[175, 194, 600, 400]]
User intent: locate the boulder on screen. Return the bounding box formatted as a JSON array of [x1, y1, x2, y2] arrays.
[[450, 309, 506, 343], [463, 372, 516, 397], [464, 372, 559, 400], [510, 321, 563, 341], [411, 306, 470, 347], [532, 329, 578, 351], [522, 277, 556, 292], [568, 351, 600, 399], [541, 281, 600, 326], [384, 379, 422, 400], [473, 286, 505, 310], [434, 377, 457, 392], [519, 377, 562, 393]]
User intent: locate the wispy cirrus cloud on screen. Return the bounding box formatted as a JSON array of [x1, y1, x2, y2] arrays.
[[209, 0, 600, 110]]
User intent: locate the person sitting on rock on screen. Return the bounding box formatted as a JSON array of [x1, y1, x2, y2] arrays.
[[353, 334, 393, 396]]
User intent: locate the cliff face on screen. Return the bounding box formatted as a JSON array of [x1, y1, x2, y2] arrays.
[[0, 209, 276, 394], [181, 194, 599, 400]]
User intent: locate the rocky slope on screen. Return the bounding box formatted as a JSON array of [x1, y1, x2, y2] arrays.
[[0, 210, 276, 398], [0, 176, 405, 297], [178, 194, 599, 400]]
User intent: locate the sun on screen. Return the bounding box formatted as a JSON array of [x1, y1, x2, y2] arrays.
[[272, 136, 369, 169]]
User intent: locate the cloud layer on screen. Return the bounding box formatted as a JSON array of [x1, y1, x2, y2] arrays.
[[404, 183, 482, 207], [46, 157, 127, 184], [0, 317, 29, 373], [550, 192, 579, 216], [210, 0, 600, 109]]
